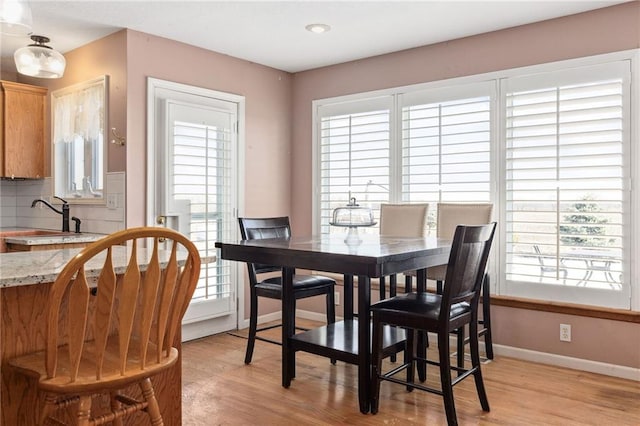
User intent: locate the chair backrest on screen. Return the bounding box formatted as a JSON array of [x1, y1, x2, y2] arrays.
[[441, 223, 496, 321], [238, 216, 291, 278], [379, 204, 429, 237], [436, 203, 493, 239], [45, 227, 201, 382]]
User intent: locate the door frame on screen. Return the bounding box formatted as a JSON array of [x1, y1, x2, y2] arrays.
[[146, 77, 246, 338]]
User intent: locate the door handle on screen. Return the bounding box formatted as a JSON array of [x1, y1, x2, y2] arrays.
[[156, 215, 166, 225]]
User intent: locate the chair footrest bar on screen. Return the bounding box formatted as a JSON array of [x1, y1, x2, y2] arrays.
[[255, 336, 282, 345]]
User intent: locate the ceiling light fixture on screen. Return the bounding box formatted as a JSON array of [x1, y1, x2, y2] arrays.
[[14, 35, 66, 79], [305, 23, 331, 34], [0, 0, 32, 36]]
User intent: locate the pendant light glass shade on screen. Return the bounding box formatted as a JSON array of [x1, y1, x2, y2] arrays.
[[14, 35, 66, 79], [0, 0, 33, 36]]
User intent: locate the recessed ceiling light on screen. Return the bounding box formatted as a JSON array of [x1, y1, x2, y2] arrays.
[[305, 23, 331, 34]]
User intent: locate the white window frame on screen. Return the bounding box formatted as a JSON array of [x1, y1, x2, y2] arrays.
[[312, 49, 639, 311]]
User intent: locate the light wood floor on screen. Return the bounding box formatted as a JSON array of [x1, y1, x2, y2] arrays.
[[182, 320, 640, 425]]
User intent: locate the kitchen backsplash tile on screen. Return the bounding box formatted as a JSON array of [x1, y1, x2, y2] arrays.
[[1, 173, 125, 234]]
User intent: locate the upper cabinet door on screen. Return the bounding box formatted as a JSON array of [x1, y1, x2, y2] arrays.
[[0, 80, 47, 179]]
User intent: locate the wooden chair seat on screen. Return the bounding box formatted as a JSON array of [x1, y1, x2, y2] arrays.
[[10, 339, 178, 394]]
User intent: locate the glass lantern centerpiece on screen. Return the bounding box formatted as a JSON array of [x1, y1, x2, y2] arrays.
[[330, 197, 376, 244]]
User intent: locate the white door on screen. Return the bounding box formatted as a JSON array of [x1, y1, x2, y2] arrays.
[[147, 78, 244, 340]]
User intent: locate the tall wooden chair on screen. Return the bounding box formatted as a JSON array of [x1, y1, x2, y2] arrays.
[[371, 223, 496, 425], [8, 227, 201, 425], [238, 217, 336, 364]]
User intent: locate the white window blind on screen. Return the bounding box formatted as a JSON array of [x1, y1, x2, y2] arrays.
[[503, 61, 630, 309], [400, 83, 493, 234], [172, 119, 234, 303], [318, 98, 391, 235]]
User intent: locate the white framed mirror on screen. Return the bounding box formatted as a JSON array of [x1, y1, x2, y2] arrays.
[[52, 75, 108, 203]]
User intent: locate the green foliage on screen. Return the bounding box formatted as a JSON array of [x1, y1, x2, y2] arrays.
[[559, 196, 611, 247]]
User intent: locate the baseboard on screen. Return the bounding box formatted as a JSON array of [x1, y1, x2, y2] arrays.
[[241, 310, 640, 382], [493, 344, 640, 381]]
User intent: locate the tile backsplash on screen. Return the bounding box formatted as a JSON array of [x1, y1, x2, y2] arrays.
[[0, 172, 126, 234]]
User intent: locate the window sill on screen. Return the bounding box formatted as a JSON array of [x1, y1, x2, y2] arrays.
[[324, 272, 639, 323], [491, 295, 640, 324]]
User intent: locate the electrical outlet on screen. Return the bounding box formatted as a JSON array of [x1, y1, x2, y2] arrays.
[[335, 291, 340, 306], [560, 324, 571, 342], [107, 194, 118, 209]]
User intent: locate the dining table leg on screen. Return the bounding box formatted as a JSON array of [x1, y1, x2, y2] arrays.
[[344, 274, 354, 320], [357, 275, 371, 414], [282, 266, 295, 387], [416, 268, 428, 381]]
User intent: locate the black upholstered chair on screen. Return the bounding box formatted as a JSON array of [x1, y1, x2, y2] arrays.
[[371, 222, 496, 426], [238, 217, 336, 364]]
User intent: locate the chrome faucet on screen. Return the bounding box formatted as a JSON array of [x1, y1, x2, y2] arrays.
[[30, 196, 79, 233]]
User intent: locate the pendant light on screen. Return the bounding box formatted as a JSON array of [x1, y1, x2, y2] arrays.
[[0, 0, 32, 36], [14, 35, 66, 78]]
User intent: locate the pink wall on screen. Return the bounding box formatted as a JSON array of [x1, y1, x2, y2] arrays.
[[124, 30, 293, 316], [125, 29, 293, 228], [14, 31, 127, 176], [290, 2, 640, 369]]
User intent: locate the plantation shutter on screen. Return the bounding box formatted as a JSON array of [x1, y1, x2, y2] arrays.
[[502, 61, 631, 309], [170, 106, 234, 304], [400, 83, 494, 234], [317, 97, 392, 234]]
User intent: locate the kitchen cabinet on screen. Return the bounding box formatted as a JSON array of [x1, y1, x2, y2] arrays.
[[0, 80, 47, 179]]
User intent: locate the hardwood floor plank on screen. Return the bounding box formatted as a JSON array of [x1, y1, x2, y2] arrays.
[[182, 321, 640, 425]]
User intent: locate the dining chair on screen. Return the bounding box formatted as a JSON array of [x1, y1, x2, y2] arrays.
[[427, 202, 494, 365], [238, 217, 336, 364], [378, 203, 429, 299], [7, 227, 201, 425], [370, 223, 496, 426]]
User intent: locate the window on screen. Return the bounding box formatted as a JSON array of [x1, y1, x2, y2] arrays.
[[400, 84, 493, 233], [313, 52, 636, 310], [52, 76, 107, 202], [317, 97, 391, 236], [502, 62, 630, 309]]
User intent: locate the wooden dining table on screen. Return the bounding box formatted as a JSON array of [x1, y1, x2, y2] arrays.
[[215, 234, 451, 414]]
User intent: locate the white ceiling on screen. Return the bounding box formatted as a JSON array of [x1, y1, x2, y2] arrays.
[[0, 0, 630, 74]]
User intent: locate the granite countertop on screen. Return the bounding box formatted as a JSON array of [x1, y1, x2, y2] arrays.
[[3, 232, 105, 246], [0, 246, 215, 288]]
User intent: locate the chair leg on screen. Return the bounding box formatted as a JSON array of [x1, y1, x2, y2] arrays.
[[244, 287, 259, 364], [39, 393, 57, 425], [379, 276, 387, 300], [141, 378, 164, 425], [390, 274, 397, 297], [406, 328, 416, 392], [456, 326, 465, 374], [417, 330, 427, 382], [110, 391, 124, 426], [389, 273, 398, 363], [405, 274, 412, 293], [481, 274, 494, 360], [470, 317, 490, 412], [76, 395, 92, 426], [370, 314, 384, 414], [326, 289, 337, 365], [438, 330, 458, 426]]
